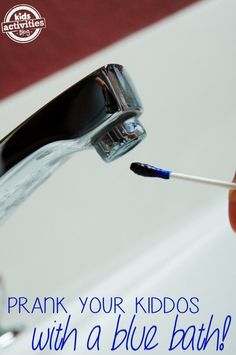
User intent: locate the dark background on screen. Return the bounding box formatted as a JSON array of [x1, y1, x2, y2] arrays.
[[0, 0, 200, 99]]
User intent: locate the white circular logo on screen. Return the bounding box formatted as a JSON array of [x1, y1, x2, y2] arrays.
[[1, 4, 46, 43]]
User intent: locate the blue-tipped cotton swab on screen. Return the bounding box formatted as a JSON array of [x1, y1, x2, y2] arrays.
[[130, 162, 236, 190]]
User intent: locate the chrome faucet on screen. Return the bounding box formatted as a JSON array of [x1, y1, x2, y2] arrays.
[[0, 64, 146, 223]]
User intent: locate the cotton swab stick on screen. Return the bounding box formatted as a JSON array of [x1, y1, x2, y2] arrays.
[[130, 162, 236, 190]]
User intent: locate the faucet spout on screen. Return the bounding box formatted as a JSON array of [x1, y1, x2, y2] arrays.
[[0, 64, 146, 223]]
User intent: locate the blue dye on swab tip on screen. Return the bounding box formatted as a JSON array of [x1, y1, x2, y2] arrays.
[[130, 162, 171, 179], [130, 162, 236, 190]]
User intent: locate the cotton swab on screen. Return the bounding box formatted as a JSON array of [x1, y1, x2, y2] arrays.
[[130, 162, 236, 190]]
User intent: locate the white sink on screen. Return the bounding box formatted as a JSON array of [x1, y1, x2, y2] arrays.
[[0, 0, 236, 353]]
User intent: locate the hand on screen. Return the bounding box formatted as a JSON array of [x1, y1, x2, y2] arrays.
[[229, 173, 236, 232]]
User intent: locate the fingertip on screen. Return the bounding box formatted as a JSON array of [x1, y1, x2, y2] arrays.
[[229, 172, 236, 233]]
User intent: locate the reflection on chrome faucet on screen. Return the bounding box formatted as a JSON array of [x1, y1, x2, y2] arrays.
[[0, 64, 146, 224]]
